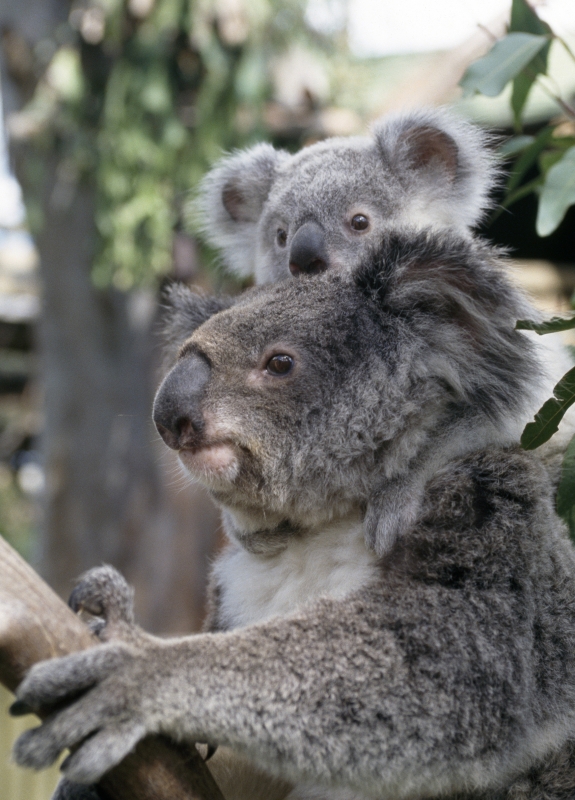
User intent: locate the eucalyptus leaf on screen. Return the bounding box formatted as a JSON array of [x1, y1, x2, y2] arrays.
[[459, 33, 548, 98], [557, 434, 575, 541], [510, 0, 547, 33], [509, 0, 552, 127], [500, 135, 535, 158], [539, 149, 569, 174], [521, 367, 575, 450], [516, 315, 575, 334], [506, 126, 553, 194], [536, 145, 575, 236]]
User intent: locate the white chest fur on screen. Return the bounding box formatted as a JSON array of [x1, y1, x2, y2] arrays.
[[213, 515, 379, 630]]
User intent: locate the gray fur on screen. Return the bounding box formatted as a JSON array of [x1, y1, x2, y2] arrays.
[[197, 107, 497, 283], [14, 228, 575, 799], [160, 284, 235, 368]]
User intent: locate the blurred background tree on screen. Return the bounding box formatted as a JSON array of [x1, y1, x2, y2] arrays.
[[0, 0, 350, 632]]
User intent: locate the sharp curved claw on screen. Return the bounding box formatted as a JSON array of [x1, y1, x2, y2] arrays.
[[10, 699, 33, 717]]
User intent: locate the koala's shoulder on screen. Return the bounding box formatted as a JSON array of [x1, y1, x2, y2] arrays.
[[383, 447, 570, 592]]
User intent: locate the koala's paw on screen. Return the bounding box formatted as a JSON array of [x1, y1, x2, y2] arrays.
[[51, 778, 102, 800], [68, 566, 135, 641], [12, 643, 150, 783]]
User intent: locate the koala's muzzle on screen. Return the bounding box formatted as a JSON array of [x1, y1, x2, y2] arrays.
[[289, 221, 328, 276], [153, 353, 210, 450]]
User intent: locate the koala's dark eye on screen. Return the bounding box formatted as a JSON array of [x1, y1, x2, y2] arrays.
[[351, 214, 369, 231], [276, 229, 287, 247], [266, 354, 294, 376]]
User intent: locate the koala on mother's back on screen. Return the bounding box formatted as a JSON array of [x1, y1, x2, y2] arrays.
[[13, 227, 575, 800], [198, 108, 494, 284]]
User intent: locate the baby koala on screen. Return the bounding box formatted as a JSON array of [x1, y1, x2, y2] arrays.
[[13, 228, 575, 800], [199, 107, 495, 284]]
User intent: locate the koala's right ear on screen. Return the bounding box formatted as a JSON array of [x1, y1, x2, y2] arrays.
[[160, 283, 235, 366], [373, 108, 499, 230], [196, 143, 288, 278]]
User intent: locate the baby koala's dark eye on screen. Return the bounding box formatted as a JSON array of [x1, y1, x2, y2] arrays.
[[350, 214, 369, 231], [266, 354, 294, 376], [276, 229, 287, 247]]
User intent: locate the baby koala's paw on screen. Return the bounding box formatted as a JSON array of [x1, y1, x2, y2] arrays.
[[68, 565, 137, 642]]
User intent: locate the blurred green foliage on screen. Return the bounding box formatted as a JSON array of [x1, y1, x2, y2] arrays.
[[461, 0, 575, 537], [15, 0, 341, 288], [460, 0, 575, 237]]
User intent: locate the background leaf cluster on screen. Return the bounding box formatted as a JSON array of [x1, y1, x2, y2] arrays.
[[15, 0, 335, 289], [461, 0, 575, 537]]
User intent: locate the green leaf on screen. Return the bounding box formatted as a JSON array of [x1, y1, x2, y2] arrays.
[[510, 0, 546, 32], [509, 0, 552, 127], [459, 33, 549, 98], [557, 433, 575, 540], [500, 135, 535, 158], [536, 145, 575, 236], [521, 367, 575, 450], [506, 125, 553, 194], [539, 148, 568, 174], [516, 315, 575, 334]]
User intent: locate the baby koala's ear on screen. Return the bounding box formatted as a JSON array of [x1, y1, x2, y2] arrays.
[[373, 107, 498, 230], [160, 283, 235, 366], [196, 143, 289, 278]]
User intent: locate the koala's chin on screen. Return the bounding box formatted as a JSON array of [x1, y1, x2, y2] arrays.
[[178, 443, 240, 487]]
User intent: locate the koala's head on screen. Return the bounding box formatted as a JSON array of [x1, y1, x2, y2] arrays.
[[154, 229, 536, 551], [198, 108, 497, 285]]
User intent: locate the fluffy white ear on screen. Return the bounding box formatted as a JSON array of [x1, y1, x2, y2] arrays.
[[195, 143, 288, 278], [373, 108, 499, 230]]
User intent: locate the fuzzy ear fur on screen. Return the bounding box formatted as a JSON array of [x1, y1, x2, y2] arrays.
[[160, 283, 235, 367], [195, 144, 288, 278], [356, 228, 540, 554], [355, 229, 538, 416], [373, 108, 499, 230]]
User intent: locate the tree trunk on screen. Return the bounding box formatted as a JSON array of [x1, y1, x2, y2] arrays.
[[1, 0, 221, 634], [0, 533, 226, 800]]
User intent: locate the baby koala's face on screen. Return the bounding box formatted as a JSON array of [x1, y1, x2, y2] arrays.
[[153, 273, 404, 522]]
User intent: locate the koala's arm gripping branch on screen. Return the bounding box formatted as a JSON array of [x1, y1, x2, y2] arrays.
[[0, 535, 225, 800]]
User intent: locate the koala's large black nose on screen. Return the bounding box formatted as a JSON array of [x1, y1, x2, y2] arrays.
[[289, 221, 328, 276], [153, 353, 210, 450]]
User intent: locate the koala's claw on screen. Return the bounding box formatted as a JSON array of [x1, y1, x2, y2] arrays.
[[69, 566, 135, 640], [9, 699, 33, 716]]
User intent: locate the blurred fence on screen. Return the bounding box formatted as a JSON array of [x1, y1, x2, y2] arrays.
[[0, 684, 59, 800]]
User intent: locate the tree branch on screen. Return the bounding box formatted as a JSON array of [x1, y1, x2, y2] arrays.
[[0, 534, 225, 800]]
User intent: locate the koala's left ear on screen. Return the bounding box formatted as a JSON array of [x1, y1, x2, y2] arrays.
[[160, 283, 235, 366], [195, 143, 289, 278], [373, 108, 498, 230]]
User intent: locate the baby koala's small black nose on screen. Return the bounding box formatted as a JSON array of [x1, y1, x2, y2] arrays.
[[289, 221, 329, 276], [153, 353, 210, 450]]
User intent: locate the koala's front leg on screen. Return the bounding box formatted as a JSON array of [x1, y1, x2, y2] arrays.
[[11, 581, 537, 797]]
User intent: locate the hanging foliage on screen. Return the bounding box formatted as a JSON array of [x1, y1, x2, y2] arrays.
[[9, 0, 338, 289]]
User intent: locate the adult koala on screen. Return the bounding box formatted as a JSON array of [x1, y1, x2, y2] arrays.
[[13, 228, 575, 800], [199, 107, 495, 284]]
